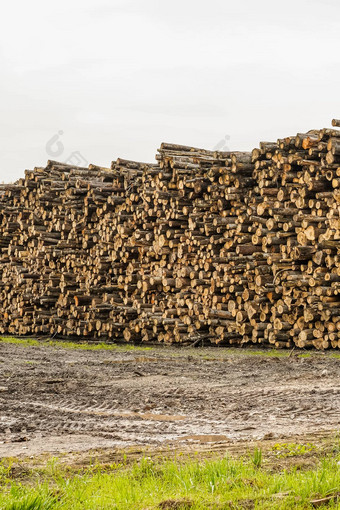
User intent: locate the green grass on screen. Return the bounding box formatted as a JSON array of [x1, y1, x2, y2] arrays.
[[0, 336, 151, 352], [2, 335, 340, 362], [1, 451, 340, 509], [0, 336, 292, 359]]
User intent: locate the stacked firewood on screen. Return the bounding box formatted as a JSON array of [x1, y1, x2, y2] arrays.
[[125, 144, 255, 345], [246, 120, 340, 349], [0, 119, 339, 348]]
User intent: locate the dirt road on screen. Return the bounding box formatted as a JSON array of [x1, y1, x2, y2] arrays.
[[0, 340, 339, 458]]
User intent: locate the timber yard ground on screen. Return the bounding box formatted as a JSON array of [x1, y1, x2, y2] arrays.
[[1, 337, 340, 509]]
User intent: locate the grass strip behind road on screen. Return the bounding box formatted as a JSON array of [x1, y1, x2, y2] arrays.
[[1, 450, 340, 509], [0, 336, 152, 352], [3, 335, 340, 360]]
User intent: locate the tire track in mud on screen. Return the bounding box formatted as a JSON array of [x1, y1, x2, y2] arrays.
[[2, 383, 340, 445], [23, 400, 187, 421], [1, 342, 340, 455]]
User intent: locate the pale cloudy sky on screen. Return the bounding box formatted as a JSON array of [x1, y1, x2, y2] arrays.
[[0, 0, 339, 181]]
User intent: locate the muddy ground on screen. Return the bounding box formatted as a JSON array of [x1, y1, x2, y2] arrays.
[[0, 340, 340, 459]]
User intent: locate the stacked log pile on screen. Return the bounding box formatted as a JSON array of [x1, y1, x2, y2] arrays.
[[124, 144, 255, 345], [0, 119, 339, 348], [246, 121, 340, 349]]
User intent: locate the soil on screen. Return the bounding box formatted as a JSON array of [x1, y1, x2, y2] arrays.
[[0, 341, 340, 459]]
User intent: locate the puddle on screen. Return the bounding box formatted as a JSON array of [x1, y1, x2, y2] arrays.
[[103, 357, 167, 364], [179, 434, 229, 443], [120, 412, 186, 422]]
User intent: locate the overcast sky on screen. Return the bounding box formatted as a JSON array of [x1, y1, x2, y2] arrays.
[[0, 0, 339, 181]]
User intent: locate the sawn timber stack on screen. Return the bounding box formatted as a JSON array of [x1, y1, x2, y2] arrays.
[[0, 120, 339, 349]]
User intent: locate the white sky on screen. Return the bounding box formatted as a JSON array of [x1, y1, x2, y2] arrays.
[[0, 0, 339, 181]]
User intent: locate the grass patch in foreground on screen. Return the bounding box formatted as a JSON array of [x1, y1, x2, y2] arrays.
[[0, 336, 151, 352], [1, 452, 340, 509]]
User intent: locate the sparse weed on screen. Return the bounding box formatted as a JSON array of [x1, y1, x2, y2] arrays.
[[251, 447, 262, 468], [272, 442, 316, 458]]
